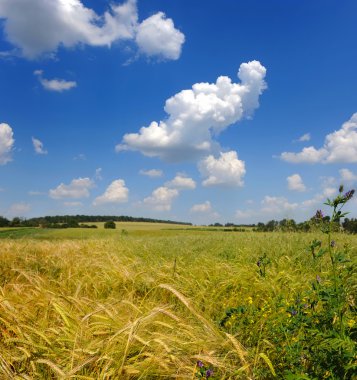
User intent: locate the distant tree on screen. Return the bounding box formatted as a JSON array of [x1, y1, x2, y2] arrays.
[[256, 222, 265, 231], [10, 217, 22, 227], [22, 215, 192, 226], [265, 220, 279, 231], [297, 221, 311, 232], [279, 218, 296, 232], [67, 220, 79, 228], [342, 218, 357, 234], [104, 221, 116, 229], [79, 224, 98, 229], [0, 216, 10, 227]]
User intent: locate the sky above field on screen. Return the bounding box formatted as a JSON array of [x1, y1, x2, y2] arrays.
[[1, 0, 357, 224]]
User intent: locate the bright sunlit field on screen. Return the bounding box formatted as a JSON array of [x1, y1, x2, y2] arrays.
[[0, 225, 356, 379]]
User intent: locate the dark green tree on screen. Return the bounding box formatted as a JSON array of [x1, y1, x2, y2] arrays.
[[104, 221, 116, 229], [0, 216, 10, 227]]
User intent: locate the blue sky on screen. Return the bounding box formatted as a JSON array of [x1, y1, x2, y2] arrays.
[[0, 0, 357, 224]]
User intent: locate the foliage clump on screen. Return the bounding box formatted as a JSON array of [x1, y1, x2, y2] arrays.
[[104, 220, 116, 229], [220, 186, 356, 379]]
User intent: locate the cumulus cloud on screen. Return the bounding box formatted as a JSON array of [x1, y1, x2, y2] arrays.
[[143, 186, 178, 211], [165, 174, 196, 189], [199, 151, 246, 187], [135, 12, 184, 60], [235, 209, 258, 219], [287, 174, 306, 192], [0, 123, 15, 165], [95, 168, 103, 180], [340, 168, 357, 183], [261, 196, 298, 214], [281, 146, 327, 164], [296, 133, 311, 142], [117, 61, 267, 161], [236, 196, 298, 222], [139, 169, 163, 178], [34, 70, 77, 92], [281, 113, 357, 163], [73, 153, 86, 161], [32, 136, 48, 154], [49, 177, 94, 199], [93, 179, 129, 205], [323, 187, 337, 198], [190, 201, 212, 213], [301, 186, 338, 208], [0, 0, 184, 60]]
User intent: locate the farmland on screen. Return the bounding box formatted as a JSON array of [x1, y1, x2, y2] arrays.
[[0, 220, 356, 379]]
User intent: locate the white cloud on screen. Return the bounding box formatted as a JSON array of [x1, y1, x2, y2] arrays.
[[235, 209, 258, 219], [190, 201, 212, 213], [135, 12, 184, 60], [301, 177, 339, 209], [0, 123, 15, 165], [95, 168, 103, 180], [73, 153, 86, 160], [0, 0, 184, 60], [143, 186, 178, 211], [297, 133, 311, 142], [93, 179, 129, 205], [49, 177, 94, 199], [281, 146, 327, 164], [28, 191, 45, 196], [320, 176, 336, 188], [8, 202, 31, 216], [32, 136, 48, 154], [117, 61, 267, 161], [281, 113, 357, 163], [165, 174, 196, 190], [139, 169, 163, 178], [235, 196, 298, 222], [34, 70, 77, 92], [301, 197, 320, 208], [287, 174, 306, 192], [261, 196, 298, 214], [340, 168, 357, 183], [199, 151, 246, 187], [301, 187, 337, 208], [323, 187, 337, 198]]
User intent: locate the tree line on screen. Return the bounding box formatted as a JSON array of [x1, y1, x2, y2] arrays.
[[0, 215, 192, 229], [252, 216, 357, 233], [1, 214, 357, 233], [210, 216, 357, 234]]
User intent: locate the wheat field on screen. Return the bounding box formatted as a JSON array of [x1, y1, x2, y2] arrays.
[[0, 228, 356, 379]]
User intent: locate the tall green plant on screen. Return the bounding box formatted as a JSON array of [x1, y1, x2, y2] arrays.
[[289, 187, 356, 379]]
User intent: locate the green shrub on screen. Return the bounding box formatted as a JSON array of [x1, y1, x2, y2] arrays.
[[104, 220, 116, 229]]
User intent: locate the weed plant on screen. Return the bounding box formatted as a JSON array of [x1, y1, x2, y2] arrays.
[[220, 187, 356, 379]]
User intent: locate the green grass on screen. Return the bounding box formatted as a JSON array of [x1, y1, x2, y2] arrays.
[[87, 221, 192, 230], [0, 223, 193, 240], [0, 227, 42, 239], [0, 227, 356, 378], [0, 223, 250, 240]]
